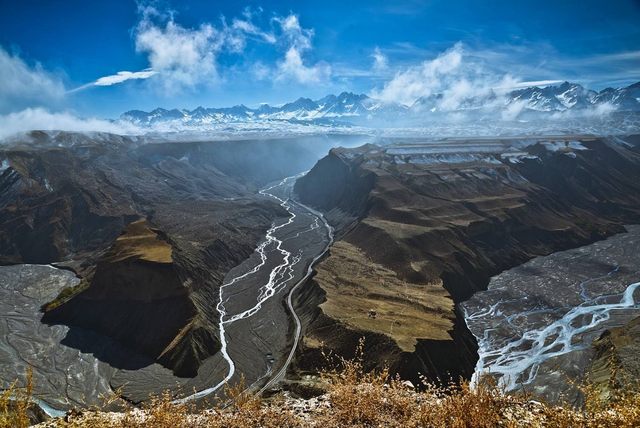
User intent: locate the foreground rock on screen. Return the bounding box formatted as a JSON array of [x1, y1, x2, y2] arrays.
[[31, 377, 640, 428], [42, 219, 217, 378], [590, 314, 640, 397]]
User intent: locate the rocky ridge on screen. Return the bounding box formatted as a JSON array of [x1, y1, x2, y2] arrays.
[[292, 135, 640, 385]]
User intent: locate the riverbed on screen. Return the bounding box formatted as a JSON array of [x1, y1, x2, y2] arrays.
[[463, 225, 640, 402], [0, 174, 332, 412]]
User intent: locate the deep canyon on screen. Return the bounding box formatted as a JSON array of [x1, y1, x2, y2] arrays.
[[1, 132, 640, 413]]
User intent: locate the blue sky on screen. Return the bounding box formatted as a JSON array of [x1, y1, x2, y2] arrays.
[[1, 0, 639, 118]]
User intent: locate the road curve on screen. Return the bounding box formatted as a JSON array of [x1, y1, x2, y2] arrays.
[[178, 172, 333, 402], [258, 201, 334, 394]]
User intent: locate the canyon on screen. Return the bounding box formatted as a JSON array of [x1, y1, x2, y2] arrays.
[[1, 132, 640, 413]]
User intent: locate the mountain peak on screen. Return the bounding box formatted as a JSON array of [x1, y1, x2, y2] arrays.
[[117, 81, 640, 126], [281, 97, 319, 112]]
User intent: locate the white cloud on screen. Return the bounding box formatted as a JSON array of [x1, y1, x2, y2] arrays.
[[134, 15, 222, 93], [231, 17, 276, 44], [372, 43, 465, 105], [251, 62, 271, 81], [276, 48, 331, 84], [68, 69, 158, 93], [371, 46, 389, 71], [0, 108, 141, 140], [94, 69, 158, 86], [501, 100, 527, 121], [275, 14, 313, 51], [0, 46, 66, 112], [371, 42, 559, 109], [273, 14, 331, 84], [132, 4, 278, 94]]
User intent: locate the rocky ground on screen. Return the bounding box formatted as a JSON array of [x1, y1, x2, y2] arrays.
[[3, 132, 640, 417], [0, 264, 114, 412]]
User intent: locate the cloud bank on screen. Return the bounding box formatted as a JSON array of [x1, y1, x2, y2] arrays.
[[0, 46, 65, 112], [371, 42, 516, 107], [0, 108, 141, 140]]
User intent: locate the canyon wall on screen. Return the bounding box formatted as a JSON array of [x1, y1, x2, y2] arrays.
[[292, 135, 640, 383]]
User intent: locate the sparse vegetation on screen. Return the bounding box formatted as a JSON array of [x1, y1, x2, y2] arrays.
[[9, 341, 640, 427], [40, 277, 90, 312], [0, 366, 35, 428]]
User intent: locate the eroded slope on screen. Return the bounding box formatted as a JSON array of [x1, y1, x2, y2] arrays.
[[293, 135, 640, 383]]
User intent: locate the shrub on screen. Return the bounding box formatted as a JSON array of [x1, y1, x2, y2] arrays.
[[0, 366, 34, 428]]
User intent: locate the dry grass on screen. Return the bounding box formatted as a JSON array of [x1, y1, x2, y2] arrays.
[[104, 219, 173, 264], [7, 341, 640, 427], [314, 241, 453, 349], [0, 366, 34, 428], [41, 278, 90, 312]]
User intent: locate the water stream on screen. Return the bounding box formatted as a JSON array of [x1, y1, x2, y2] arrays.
[[180, 172, 333, 401], [463, 226, 640, 393]]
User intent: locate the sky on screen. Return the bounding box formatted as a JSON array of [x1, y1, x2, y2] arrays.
[[1, 0, 639, 118]]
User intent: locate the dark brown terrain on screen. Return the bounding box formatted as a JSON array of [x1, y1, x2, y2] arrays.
[[0, 131, 343, 379], [292, 135, 640, 385], [3, 131, 640, 411]]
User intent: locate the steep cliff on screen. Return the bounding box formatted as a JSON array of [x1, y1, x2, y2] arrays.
[[590, 315, 640, 397], [292, 135, 640, 383]]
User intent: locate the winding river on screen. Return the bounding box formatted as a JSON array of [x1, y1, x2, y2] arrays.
[[180, 172, 333, 401], [0, 172, 333, 413]]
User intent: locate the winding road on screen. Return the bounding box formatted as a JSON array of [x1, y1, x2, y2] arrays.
[[180, 172, 333, 402]]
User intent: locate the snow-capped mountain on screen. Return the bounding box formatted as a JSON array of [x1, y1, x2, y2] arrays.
[[594, 82, 640, 110], [119, 82, 640, 127], [507, 82, 599, 111]]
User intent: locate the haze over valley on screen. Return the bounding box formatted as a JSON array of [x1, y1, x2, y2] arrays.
[[1, 1, 640, 426]]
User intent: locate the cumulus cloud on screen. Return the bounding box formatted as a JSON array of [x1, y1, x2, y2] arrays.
[[371, 46, 389, 71], [276, 47, 331, 84], [372, 42, 466, 105], [370, 42, 621, 122], [0, 108, 141, 140], [132, 4, 279, 93], [273, 14, 331, 84], [371, 43, 555, 112], [0, 46, 66, 112], [134, 10, 222, 93]]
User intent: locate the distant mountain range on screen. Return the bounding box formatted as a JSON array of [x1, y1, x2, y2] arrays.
[[120, 81, 640, 126]]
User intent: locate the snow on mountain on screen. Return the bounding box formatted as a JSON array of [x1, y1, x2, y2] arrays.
[[594, 82, 640, 110], [119, 81, 640, 127], [507, 82, 599, 112]]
